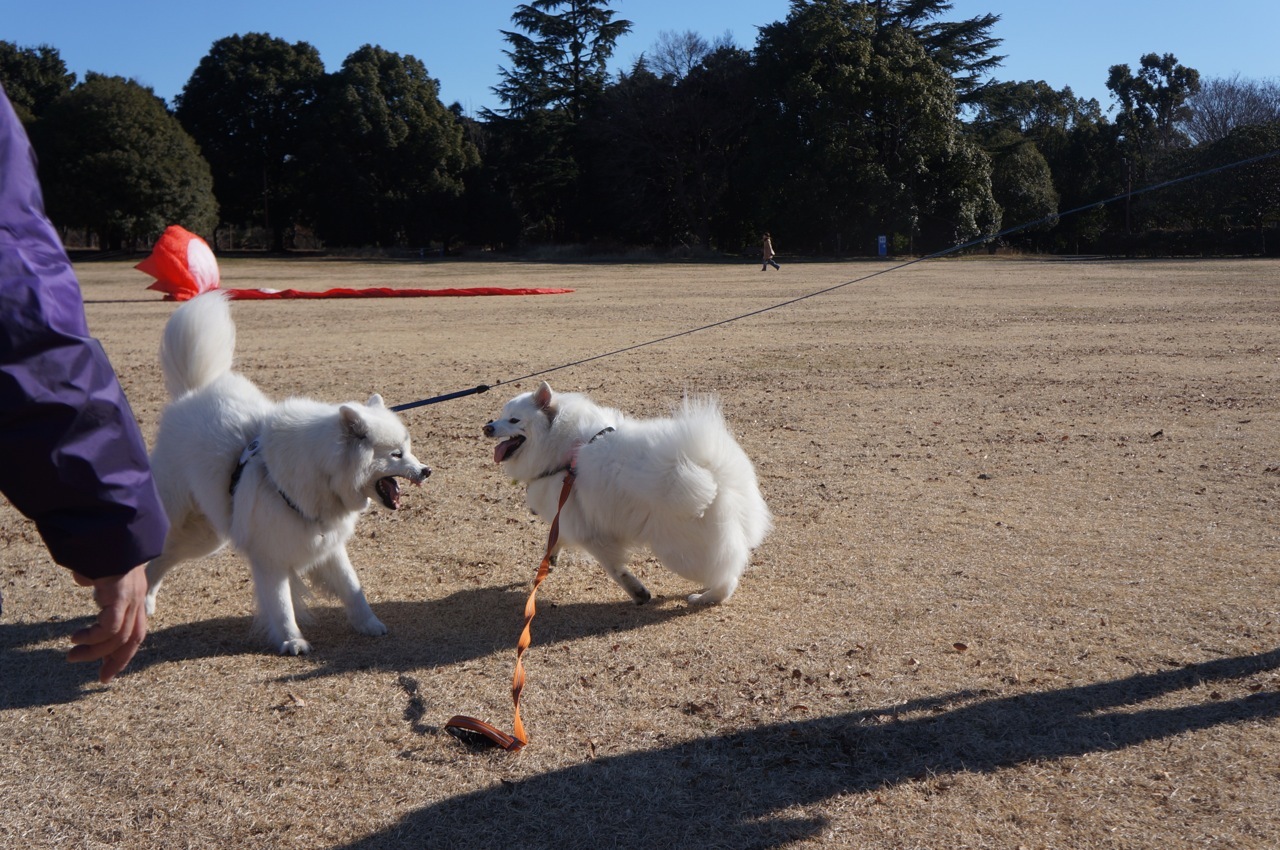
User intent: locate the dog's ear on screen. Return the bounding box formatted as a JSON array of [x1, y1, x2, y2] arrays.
[[340, 404, 370, 439], [366, 393, 385, 409], [533, 381, 557, 421], [534, 382, 553, 410]]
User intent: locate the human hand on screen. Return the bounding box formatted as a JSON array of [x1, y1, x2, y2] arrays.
[[68, 564, 149, 683]]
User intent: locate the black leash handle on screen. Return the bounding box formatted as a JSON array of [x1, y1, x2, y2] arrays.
[[390, 384, 490, 412]]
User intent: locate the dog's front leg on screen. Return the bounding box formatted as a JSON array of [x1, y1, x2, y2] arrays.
[[312, 549, 388, 637], [253, 562, 312, 655]]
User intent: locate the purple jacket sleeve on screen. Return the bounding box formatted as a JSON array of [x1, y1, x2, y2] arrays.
[[0, 83, 169, 578]]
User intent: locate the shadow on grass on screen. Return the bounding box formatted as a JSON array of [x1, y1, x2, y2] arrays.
[[0, 583, 696, 709], [336, 648, 1280, 850]]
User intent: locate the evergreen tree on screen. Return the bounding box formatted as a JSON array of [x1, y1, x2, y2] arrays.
[[862, 0, 1003, 104], [302, 45, 478, 247], [583, 45, 756, 249], [1172, 121, 1280, 254], [1107, 53, 1201, 181], [491, 0, 632, 121], [31, 75, 217, 250], [754, 0, 999, 253], [0, 41, 75, 121], [986, 131, 1059, 248], [970, 80, 1102, 140], [176, 34, 325, 251], [487, 1, 631, 243], [1105, 53, 1200, 239]]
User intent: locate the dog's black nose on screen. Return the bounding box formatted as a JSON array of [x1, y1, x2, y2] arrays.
[[482, 422, 495, 437], [421, 466, 432, 480]]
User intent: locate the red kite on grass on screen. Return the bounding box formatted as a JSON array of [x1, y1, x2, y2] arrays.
[[136, 226, 573, 300]]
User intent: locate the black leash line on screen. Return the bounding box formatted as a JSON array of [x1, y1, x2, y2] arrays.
[[390, 147, 1280, 413], [390, 384, 491, 412]]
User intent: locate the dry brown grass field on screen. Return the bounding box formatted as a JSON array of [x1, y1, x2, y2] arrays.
[[2, 256, 1278, 849]]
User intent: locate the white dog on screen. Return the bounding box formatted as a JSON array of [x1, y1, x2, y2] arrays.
[[144, 292, 430, 654], [483, 382, 770, 604]]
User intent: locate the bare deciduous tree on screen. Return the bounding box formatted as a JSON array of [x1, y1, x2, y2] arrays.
[[647, 29, 735, 80], [1181, 74, 1280, 145]]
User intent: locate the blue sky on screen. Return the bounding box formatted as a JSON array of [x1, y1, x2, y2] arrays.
[[4, 1, 1276, 115]]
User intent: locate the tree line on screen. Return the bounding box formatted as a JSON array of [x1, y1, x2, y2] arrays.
[[3, 0, 1278, 257]]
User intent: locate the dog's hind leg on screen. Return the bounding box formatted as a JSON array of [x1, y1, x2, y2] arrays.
[[687, 576, 739, 606], [144, 511, 224, 615], [654, 535, 745, 606], [310, 549, 387, 637], [584, 541, 651, 605]]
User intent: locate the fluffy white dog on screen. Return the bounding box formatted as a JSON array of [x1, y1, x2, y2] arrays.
[[483, 382, 770, 604], [144, 292, 430, 654]]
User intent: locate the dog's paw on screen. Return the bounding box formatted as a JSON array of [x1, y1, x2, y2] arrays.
[[687, 579, 737, 606], [278, 638, 313, 656], [144, 594, 158, 616], [631, 587, 652, 605], [353, 616, 389, 637]]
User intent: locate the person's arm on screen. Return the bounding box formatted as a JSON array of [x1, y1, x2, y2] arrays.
[[0, 313, 168, 577], [0, 84, 168, 682], [0, 83, 168, 580]]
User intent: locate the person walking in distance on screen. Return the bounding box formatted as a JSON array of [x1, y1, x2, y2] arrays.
[[761, 232, 780, 271]]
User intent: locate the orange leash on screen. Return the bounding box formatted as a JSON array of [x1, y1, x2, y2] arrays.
[[445, 468, 575, 751]]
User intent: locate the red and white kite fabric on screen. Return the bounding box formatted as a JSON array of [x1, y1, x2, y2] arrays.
[[136, 225, 220, 300], [222, 285, 573, 299], [135, 225, 573, 300]]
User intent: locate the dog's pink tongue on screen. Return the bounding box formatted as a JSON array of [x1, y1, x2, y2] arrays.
[[494, 438, 519, 464]]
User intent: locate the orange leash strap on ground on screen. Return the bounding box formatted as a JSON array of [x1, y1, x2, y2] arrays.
[[445, 469, 576, 751]]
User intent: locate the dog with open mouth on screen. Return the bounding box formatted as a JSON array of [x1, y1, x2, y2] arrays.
[[484, 382, 771, 605], [144, 292, 430, 654]]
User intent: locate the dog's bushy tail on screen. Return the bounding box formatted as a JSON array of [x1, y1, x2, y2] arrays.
[[667, 454, 720, 518], [673, 396, 772, 545], [159, 291, 235, 398], [660, 396, 735, 517]]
